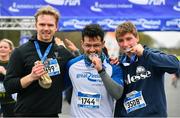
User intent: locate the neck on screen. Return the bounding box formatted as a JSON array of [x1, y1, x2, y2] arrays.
[[0, 55, 9, 62]]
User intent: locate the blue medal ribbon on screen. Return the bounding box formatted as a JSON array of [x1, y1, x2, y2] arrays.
[[34, 41, 53, 63], [121, 54, 138, 66]]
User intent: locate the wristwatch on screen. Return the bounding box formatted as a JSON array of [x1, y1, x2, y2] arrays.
[[98, 68, 105, 74]]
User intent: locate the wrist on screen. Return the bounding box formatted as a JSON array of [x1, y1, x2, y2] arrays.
[[72, 49, 81, 56], [28, 74, 36, 82], [98, 68, 105, 74], [2, 71, 6, 75]]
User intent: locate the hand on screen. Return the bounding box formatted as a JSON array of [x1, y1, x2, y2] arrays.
[[89, 54, 103, 71], [64, 38, 78, 52], [30, 61, 47, 81], [55, 37, 66, 47], [0, 66, 6, 75], [110, 57, 119, 65], [129, 44, 144, 56]]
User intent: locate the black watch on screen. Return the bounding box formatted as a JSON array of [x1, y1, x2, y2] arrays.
[[98, 68, 105, 74]]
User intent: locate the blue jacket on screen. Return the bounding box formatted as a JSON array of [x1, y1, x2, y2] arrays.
[[114, 46, 180, 117]]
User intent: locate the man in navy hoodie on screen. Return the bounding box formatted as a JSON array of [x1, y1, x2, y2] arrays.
[[114, 21, 180, 117]]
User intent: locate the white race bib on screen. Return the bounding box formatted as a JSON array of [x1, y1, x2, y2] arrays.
[[124, 91, 146, 113], [44, 58, 60, 76], [77, 92, 101, 108]]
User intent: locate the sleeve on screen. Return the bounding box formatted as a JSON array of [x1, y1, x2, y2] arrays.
[[143, 48, 179, 74], [3, 48, 24, 94], [99, 65, 124, 100], [64, 60, 73, 90], [72, 49, 81, 57]]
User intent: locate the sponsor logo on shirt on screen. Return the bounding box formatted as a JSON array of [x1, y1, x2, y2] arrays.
[[125, 66, 151, 84], [76, 72, 102, 82]]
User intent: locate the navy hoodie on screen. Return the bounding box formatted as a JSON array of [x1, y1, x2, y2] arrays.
[[114, 46, 180, 117]]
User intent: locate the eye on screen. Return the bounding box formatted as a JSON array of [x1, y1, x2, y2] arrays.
[[94, 44, 101, 48], [126, 37, 132, 41], [117, 38, 123, 42], [39, 23, 45, 27], [84, 44, 91, 48]]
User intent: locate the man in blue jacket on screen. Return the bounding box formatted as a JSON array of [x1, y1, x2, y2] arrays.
[[114, 21, 180, 117]]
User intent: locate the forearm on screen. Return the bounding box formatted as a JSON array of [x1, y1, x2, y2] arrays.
[[20, 74, 34, 88], [72, 49, 81, 56], [99, 70, 124, 100], [143, 49, 179, 73]]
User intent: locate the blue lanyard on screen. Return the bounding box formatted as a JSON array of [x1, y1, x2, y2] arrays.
[[121, 54, 137, 66], [34, 41, 53, 63]]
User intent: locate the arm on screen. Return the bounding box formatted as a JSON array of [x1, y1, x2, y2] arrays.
[[142, 47, 179, 73], [64, 38, 81, 56], [4, 48, 46, 94], [20, 62, 46, 88], [130, 44, 179, 74], [4, 48, 24, 94], [98, 68, 124, 100], [91, 56, 124, 100], [55, 37, 81, 56], [0, 66, 6, 75]]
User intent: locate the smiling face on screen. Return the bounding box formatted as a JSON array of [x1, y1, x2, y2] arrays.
[[117, 33, 139, 53], [115, 21, 139, 55], [35, 14, 58, 42], [0, 41, 12, 58], [81, 36, 104, 56]]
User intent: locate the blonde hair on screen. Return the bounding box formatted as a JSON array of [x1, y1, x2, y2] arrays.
[[34, 5, 60, 26], [115, 21, 138, 39], [0, 38, 14, 51]]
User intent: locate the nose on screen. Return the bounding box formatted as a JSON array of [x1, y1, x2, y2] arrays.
[[89, 46, 96, 52], [118, 40, 128, 48], [44, 25, 49, 30], [122, 40, 129, 47]]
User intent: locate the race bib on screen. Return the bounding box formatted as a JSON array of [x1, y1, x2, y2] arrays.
[[124, 91, 146, 113], [77, 92, 101, 109], [0, 82, 5, 92], [44, 58, 60, 76]]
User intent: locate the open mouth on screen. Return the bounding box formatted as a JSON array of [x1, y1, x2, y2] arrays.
[[88, 53, 99, 60], [124, 48, 132, 53]]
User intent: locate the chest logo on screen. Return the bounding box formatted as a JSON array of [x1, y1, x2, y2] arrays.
[[126, 66, 151, 84]]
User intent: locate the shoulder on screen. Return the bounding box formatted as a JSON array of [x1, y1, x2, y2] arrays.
[[104, 58, 122, 73], [143, 46, 166, 55], [67, 55, 84, 69], [144, 46, 161, 53]]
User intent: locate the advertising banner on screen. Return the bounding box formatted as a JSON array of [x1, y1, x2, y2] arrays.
[[0, 0, 180, 31]]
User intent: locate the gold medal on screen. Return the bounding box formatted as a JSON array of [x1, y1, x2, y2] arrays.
[[34, 61, 52, 89]]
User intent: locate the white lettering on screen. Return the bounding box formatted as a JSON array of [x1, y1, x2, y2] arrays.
[[126, 71, 151, 85]]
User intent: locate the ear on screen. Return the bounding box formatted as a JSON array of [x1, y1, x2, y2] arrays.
[[136, 34, 140, 43], [102, 41, 105, 48], [81, 40, 84, 49], [55, 25, 58, 32], [35, 23, 37, 30]]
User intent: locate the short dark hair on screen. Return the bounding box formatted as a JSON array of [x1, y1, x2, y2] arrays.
[[82, 24, 104, 42]]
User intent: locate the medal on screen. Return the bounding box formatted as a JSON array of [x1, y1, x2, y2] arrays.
[[35, 61, 52, 89]]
